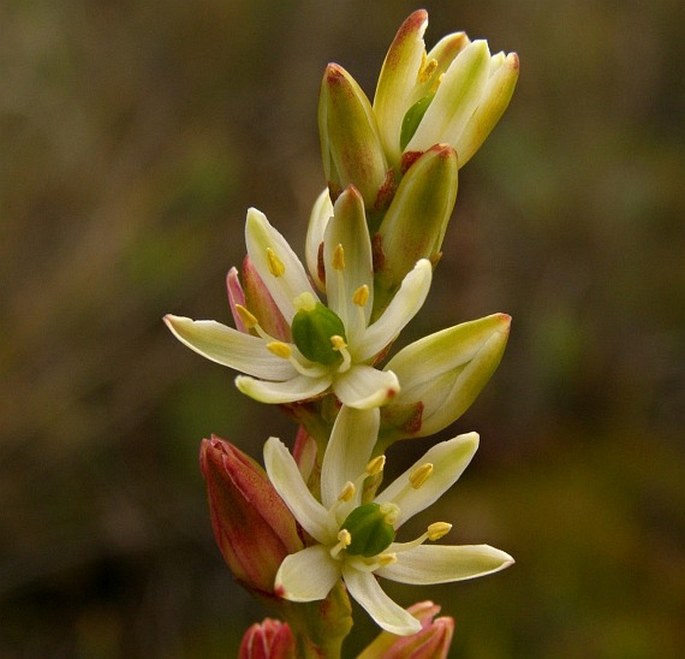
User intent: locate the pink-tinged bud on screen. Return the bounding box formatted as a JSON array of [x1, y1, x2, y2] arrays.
[[358, 601, 454, 659], [239, 618, 296, 659], [200, 436, 303, 594], [242, 256, 291, 341], [227, 267, 248, 332]]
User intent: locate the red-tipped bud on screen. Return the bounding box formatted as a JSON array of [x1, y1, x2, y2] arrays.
[[200, 436, 303, 594], [358, 601, 454, 659], [239, 618, 296, 659]]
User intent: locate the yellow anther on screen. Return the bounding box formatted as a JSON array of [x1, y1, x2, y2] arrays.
[[330, 335, 347, 351], [409, 463, 433, 489], [352, 284, 369, 307], [365, 455, 386, 477], [337, 529, 352, 547], [332, 243, 345, 270], [266, 248, 285, 277], [267, 341, 292, 359], [379, 502, 400, 526], [419, 56, 438, 83], [427, 522, 452, 541], [377, 553, 397, 567], [338, 481, 356, 502], [294, 291, 317, 312], [235, 304, 259, 329]]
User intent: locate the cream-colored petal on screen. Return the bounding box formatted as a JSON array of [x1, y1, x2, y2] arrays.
[[245, 208, 318, 323], [163, 315, 295, 380], [275, 545, 341, 602], [342, 565, 421, 636], [323, 186, 374, 343], [304, 188, 333, 292], [320, 406, 379, 509], [333, 365, 399, 410], [263, 437, 332, 543], [356, 259, 432, 362], [375, 432, 479, 527], [235, 373, 332, 405], [376, 544, 514, 584]]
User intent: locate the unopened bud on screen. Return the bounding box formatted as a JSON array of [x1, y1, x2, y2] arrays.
[[239, 618, 296, 659], [200, 436, 303, 594]]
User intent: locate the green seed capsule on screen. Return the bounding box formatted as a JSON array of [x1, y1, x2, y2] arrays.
[[341, 503, 396, 557], [291, 302, 347, 365]]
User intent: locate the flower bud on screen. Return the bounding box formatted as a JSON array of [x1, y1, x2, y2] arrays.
[[239, 618, 296, 659], [318, 63, 390, 209], [374, 10, 518, 169], [382, 314, 511, 439], [200, 436, 303, 594], [358, 601, 454, 659], [375, 144, 458, 294]]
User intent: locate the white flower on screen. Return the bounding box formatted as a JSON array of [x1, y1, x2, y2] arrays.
[[264, 406, 514, 636], [164, 186, 432, 409]]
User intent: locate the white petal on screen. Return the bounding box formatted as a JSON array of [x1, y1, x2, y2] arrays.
[[375, 432, 479, 527], [305, 188, 333, 292], [323, 187, 374, 342], [320, 407, 379, 509], [275, 545, 341, 602], [235, 373, 332, 405], [333, 365, 400, 409], [342, 565, 421, 636], [376, 544, 514, 584], [356, 259, 432, 362], [164, 315, 295, 380], [245, 208, 318, 323], [263, 437, 333, 543]]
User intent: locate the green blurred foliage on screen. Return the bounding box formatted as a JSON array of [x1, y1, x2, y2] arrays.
[[1, 0, 684, 657]]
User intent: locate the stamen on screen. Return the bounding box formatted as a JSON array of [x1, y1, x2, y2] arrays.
[[365, 455, 386, 477], [331, 335, 351, 373], [377, 552, 397, 567], [330, 529, 352, 559], [379, 502, 400, 526], [235, 304, 258, 329], [419, 56, 438, 83], [338, 481, 356, 502], [409, 462, 433, 489], [267, 341, 292, 359], [352, 284, 369, 307], [427, 522, 452, 541], [266, 248, 285, 277], [332, 243, 345, 270]]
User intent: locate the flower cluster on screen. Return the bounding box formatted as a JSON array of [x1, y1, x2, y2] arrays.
[[165, 9, 518, 657]]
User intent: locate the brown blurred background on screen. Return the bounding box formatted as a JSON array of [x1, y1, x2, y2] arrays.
[[1, 1, 684, 657]]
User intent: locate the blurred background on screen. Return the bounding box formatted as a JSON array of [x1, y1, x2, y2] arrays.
[[1, 0, 684, 656]]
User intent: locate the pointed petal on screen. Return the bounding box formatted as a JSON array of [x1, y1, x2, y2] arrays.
[[245, 208, 318, 323], [376, 544, 514, 584], [320, 406, 379, 509], [275, 545, 341, 602], [263, 437, 332, 543], [356, 259, 432, 362], [406, 40, 491, 157], [305, 188, 333, 292], [342, 565, 421, 636], [226, 267, 247, 332], [375, 433, 479, 527], [164, 315, 295, 380], [324, 186, 374, 342], [373, 9, 428, 167], [333, 365, 399, 410], [236, 373, 332, 405]]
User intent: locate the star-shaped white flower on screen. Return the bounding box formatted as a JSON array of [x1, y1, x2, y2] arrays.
[[164, 187, 431, 409], [264, 406, 514, 636]]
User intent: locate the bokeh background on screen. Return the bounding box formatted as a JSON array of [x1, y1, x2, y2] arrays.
[[2, 0, 684, 657]]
